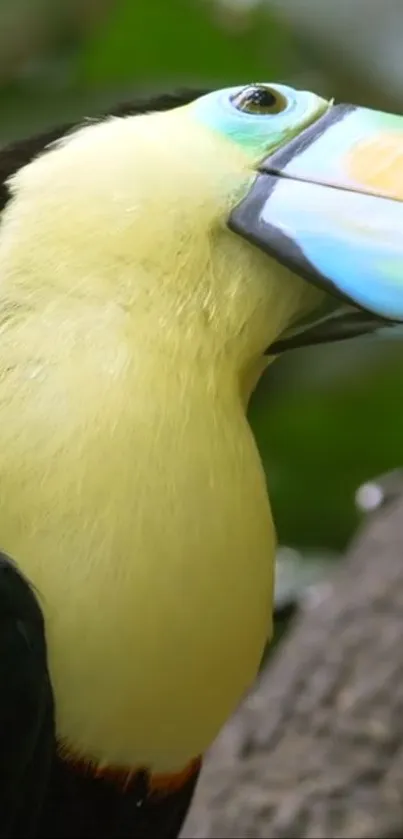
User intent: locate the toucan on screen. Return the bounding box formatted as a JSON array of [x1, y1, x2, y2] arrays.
[[0, 83, 402, 838]]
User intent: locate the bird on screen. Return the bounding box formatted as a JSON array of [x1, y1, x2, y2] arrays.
[[0, 81, 402, 838]]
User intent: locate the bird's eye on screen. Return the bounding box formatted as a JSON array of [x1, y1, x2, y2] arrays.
[[230, 85, 288, 116]]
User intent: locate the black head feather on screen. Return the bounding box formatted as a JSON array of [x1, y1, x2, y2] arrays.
[[0, 89, 208, 212]]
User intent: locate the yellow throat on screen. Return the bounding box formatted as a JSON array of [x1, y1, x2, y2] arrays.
[[0, 108, 321, 773]]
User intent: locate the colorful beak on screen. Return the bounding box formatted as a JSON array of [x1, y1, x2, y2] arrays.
[[228, 103, 403, 349]]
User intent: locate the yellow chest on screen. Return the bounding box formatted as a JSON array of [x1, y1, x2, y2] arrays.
[[0, 353, 274, 774]]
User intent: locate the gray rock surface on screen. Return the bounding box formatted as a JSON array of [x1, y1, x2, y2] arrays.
[[183, 494, 403, 838]]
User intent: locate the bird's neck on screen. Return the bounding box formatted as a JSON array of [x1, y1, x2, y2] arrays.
[[0, 316, 275, 773]]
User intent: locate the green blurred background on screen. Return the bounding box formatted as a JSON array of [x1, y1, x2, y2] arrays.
[[1, 0, 402, 609]]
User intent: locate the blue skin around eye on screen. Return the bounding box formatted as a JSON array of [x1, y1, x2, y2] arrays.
[[189, 85, 325, 155]]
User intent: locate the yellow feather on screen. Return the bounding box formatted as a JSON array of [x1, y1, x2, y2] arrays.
[[0, 107, 322, 771]]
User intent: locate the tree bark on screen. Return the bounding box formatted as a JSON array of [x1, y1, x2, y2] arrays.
[[183, 494, 403, 838]]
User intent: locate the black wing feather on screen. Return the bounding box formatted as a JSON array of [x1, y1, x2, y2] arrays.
[[0, 553, 54, 838]]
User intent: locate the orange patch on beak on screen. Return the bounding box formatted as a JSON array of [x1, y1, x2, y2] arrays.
[[346, 132, 403, 200]]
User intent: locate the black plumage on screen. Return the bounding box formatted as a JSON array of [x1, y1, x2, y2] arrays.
[[0, 553, 54, 839], [37, 754, 200, 839]]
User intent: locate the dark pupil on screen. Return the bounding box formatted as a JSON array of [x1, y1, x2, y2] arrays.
[[245, 87, 277, 109]]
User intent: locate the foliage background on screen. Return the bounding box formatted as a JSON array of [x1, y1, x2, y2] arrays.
[[1, 0, 402, 613]]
